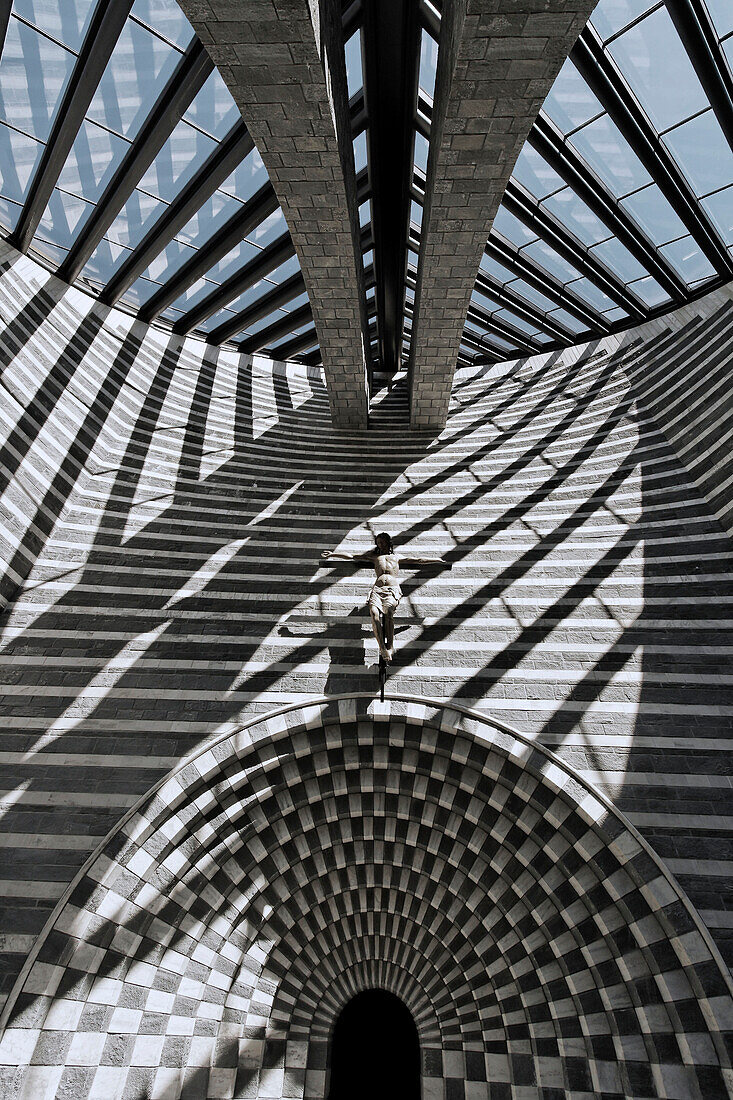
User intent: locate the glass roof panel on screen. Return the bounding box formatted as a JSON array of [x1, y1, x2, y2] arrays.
[[137, 236, 196, 284], [512, 145, 564, 200], [492, 206, 538, 246], [174, 190, 243, 248], [479, 254, 516, 283], [628, 275, 669, 307], [419, 29, 438, 99], [702, 185, 733, 246], [705, 0, 733, 37], [169, 276, 218, 312], [183, 69, 240, 140], [56, 119, 129, 202], [87, 18, 183, 141], [246, 207, 287, 248], [567, 113, 652, 197], [589, 236, 648, 281], [659, 237, 716, 284], [129, 0, 194, 49], [0, 193, 23, 231], [137, 119, 216, 202], [345, 29, 363, 99], [91, 188, 166, 252], [413, 131, 429, 175], [0, 18, 76, 143], [493, 308, 541, 336], [203, 238, 261, 283], [567, 277, 617, 311], [0, 121, 44, 208], [589, 0, 659, 42], [219, 148, 269, 203], [353, 130, 368, 173], [81, 237, 131, 283], [506, 278, 557, 313], [13, 0, 97, 53], [266, 254, 301, 284], [663, 110, 733, 199], [619, 183, 687, 244], [523, 238, 583, 282], [37, 189, 93, 250], [541, 58, 603, 132], [547, 307, 589, 334], [607, 7, 707, 133], [541, 188, 610, 245]]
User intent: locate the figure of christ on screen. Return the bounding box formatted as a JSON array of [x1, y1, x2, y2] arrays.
[[321, 532, 449, 663]]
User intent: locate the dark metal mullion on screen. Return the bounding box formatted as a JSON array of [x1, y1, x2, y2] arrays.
[[503, 182, 646, 319], [0, 1, 12, 60], [530, 115, 687, 301], [484, 236, 609, 331], [267, 326, 319, 360], [58, 39, 213, 285], [362, 0, 421, 379], [145, 186, 282, 328], [465, 304, 542, 354], [473, 272, 575, 344], [232, 303, 313, 353], [99, 122, 254, 307], [460, 329, 504, 360], [666, 0, 733, 154], [12, 0, 134, 253], [175, 232, 294, 338], [223, 272, 305, 335], [572, 27, 733, 277]]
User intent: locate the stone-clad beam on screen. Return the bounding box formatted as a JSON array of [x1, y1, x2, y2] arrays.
[[409, 0, 598, 430], [177, 0, 369, 429]]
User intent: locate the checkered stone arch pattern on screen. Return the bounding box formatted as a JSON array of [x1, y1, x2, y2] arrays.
[[1, 697, 732, 1100]]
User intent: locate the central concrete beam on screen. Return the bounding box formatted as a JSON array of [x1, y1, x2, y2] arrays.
[[409, 0, 598, 430], [178, 0, 369, 429]]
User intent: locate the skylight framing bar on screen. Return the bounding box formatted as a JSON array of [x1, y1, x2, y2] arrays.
[[153, 88, 368, 334], [571, 26, 733, 278], [12, 0, 135, 254], [465, 302, 545, 354], [172, 230, 293, 336], [472, 271, 576, 344], [99, 122, 254, 306], [484, 236, 610, 332], [232, 302, 313, 353], [266, 326, 319, 360], [142, 184, 282, 327], [0, 1, 12, 61], [666, 0, 733, 154], [529, 115, 688, 302], [460, 328, 511, 361], [58, 39, 214, 285], [503, 181, 647, 320], [223, 271, 305, 335]]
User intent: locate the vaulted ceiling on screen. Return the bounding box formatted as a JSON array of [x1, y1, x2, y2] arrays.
[[0, 0, 731, 427]]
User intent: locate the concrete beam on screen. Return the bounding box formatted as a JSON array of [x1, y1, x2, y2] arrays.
[[409, 0, 598, 430], [177, 0, 369, 429]]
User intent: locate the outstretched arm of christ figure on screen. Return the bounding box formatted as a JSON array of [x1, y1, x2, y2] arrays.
[[320, 550, 375, 563], [399, 555, 450, 566]]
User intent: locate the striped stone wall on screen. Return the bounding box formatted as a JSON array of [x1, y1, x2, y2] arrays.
[[0, 243, 731, 1092]]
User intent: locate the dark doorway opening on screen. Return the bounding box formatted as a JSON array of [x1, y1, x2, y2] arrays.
[[327, 988, 421, 1099]]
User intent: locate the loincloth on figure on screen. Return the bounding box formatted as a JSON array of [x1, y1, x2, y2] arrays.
[[368, 576, 402, 615]]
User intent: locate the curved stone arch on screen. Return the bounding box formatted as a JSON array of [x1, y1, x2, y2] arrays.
[[0, 695, 731, 1100]]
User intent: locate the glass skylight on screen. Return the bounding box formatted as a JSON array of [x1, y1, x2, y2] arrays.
[[0, 0, 730, 373]]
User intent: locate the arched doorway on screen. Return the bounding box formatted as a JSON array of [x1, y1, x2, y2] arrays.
[[327, 988, 421, 1099]]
